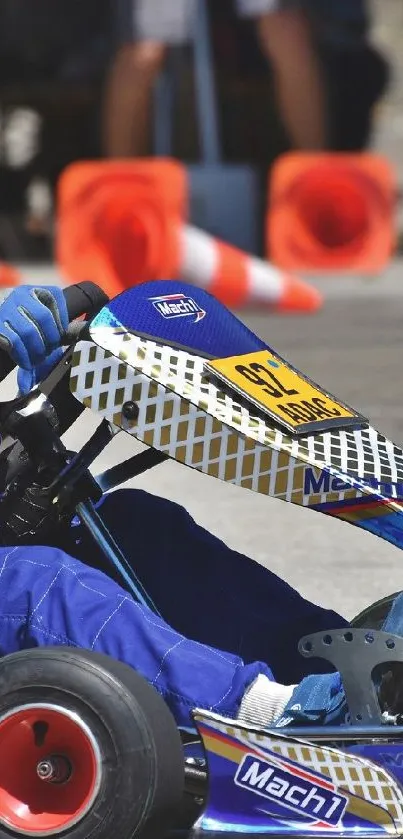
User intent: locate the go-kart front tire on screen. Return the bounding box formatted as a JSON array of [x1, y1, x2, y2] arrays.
[[0, 647, 184, 839]]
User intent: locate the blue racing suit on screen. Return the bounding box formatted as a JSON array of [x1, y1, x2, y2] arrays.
[[0, 286, 398, 729], [0, 490, 349, 728]]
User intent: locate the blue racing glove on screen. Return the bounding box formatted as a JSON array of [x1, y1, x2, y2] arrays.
[[0, 285, 69, 395], [275, 671, 347, 727]]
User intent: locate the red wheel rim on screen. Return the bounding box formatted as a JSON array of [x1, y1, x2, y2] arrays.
[[0, 703, 101, 836]]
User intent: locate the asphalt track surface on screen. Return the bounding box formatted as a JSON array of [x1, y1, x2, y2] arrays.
[[6, 262, 403, 623]]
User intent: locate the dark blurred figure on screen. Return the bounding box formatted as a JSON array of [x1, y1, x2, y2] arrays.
[[0, 0, 111, 259], [307, 0, 390, 150], [103, 0, 328, 157], [0, 0, 109, 84]]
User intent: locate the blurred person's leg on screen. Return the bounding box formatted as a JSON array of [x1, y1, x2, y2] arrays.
[[103, 40, 166, 157], [307, 0, 390, 151], [103, 0, 195, 158], [238, 0, 327, 150]]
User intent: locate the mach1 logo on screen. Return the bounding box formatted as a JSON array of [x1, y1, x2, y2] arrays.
[[303, 466, 403, 498], [149, 293, 206, 322], [234, 755, 347, 826]]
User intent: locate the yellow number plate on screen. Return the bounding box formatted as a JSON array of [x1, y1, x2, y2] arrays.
[[204, 349, 365, 436]]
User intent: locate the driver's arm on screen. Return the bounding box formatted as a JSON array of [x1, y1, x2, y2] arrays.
[[0, 285, 69, 394]]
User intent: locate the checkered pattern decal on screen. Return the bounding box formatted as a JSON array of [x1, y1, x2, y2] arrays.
[[268, 739, 403, 827], [69, 329, 403, 510], [194, 712, 403, 832]]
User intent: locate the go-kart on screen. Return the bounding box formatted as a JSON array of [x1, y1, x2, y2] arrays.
[[0, 279, 403, 838]]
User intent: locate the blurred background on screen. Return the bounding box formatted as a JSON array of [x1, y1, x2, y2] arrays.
[[0, 0, 400, 264]]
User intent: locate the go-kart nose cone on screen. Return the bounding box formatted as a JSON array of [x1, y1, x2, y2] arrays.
[[90, 280, 267, 358]]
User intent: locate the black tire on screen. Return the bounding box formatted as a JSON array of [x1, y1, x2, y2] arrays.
[[0, 647, 184, 839], [352, 592, 402, 630]]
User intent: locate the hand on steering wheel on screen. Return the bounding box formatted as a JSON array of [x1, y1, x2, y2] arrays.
[[0, 286, 69, 394]]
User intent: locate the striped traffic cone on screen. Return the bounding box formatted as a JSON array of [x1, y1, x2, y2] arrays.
[[178, 225, 322, 311]]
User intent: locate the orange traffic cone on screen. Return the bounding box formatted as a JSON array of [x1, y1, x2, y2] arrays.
[[57, 159, 186, 300], [0, 263, 20, 287], [267, 152, 397, 273], [57, 159, 322, 312]]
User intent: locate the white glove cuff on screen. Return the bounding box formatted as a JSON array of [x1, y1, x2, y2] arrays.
[[237, 674, 297, 728]]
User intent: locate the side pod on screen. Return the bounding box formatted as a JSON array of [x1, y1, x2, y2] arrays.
[[193, 710, 403, 836]]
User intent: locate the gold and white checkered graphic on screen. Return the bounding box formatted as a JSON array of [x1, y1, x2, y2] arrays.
[[260, 735, 403, 829], [194, 712, 403, 832], [69, 329, 403, 510]]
